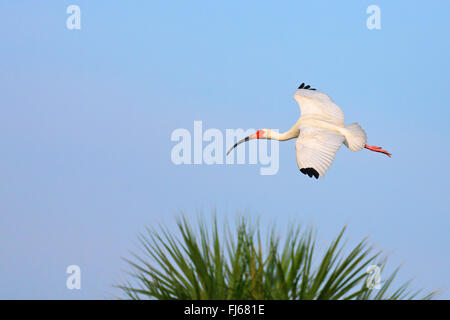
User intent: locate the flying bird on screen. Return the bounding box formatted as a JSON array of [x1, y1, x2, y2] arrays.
[[226, 83, 391, 179]]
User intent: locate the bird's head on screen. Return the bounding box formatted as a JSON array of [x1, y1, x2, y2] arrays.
[[226, 129, 273, 156]]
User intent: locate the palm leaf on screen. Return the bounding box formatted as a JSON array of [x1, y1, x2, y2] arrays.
[[117, 214, 437, 300]]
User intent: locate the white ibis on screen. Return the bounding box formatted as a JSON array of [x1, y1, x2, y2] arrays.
[[226, 83, 391, 179]]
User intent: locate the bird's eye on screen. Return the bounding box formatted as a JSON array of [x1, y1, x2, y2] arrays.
[[256, 130, 264, 138]]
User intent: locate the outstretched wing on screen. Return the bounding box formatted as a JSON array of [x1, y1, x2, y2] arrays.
[[294, 83, 345, 125], [295, 126, 345, 179]]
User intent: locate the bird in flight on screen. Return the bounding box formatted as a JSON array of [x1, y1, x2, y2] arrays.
[[226, 83, 391, 179]]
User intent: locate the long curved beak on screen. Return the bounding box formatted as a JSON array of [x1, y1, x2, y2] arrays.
[[226, 133, 257, 156]]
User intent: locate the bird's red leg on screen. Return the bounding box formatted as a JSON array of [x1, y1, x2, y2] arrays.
[[365, 144, 391, 157]]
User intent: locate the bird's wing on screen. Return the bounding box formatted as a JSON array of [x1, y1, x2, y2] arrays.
[[294, 85, 345, 125], [295, 126, 345, 178]]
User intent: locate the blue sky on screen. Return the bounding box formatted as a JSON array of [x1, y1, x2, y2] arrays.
[[0, 1, 449, 299]]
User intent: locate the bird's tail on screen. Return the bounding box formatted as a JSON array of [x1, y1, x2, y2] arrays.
[[343, 123, 367, 151]]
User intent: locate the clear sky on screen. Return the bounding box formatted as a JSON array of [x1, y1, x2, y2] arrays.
[[0, 1, 449, 299]]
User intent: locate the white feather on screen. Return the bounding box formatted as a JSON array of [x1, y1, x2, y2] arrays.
[[294, 89, 345, 125], [295, 126, 345, 177], [343, 122, 367, 151]]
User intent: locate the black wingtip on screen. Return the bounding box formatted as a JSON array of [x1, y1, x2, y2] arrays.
[[297, 83, 316, 91], [300, 168, 319, 179]]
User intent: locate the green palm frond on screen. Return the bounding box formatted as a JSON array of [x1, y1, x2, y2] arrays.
[[117, 214, 437, 300]]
